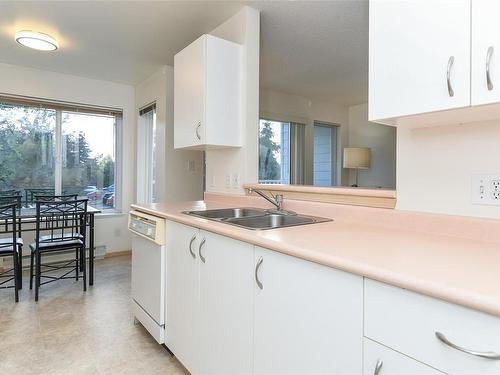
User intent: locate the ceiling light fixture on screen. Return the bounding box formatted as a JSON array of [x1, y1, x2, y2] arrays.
[[15, 30, 58, 51]]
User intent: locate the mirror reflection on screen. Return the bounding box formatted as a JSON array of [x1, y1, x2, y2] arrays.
[[258, 1, 396, 189]]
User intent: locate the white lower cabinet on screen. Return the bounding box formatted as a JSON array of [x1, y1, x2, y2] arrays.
[[197, 230, 254, 375], [165, 221, 199, 374], [166, 221, 254, 375], [363, 338, 444, 375], [365, 279, 500, 375], [253, 246, 363, 375]]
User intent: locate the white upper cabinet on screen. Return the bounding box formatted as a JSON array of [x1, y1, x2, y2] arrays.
[[471, 0, 500, 105], [369, 0, 471, 125], [174, 34, 242, 150]]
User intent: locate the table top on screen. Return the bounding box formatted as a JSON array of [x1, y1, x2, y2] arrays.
[[17, 205, 101, 218]]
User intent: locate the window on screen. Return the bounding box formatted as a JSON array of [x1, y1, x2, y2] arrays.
[[259, 119, 290, 184], [259, 118, 306, 185], [137, 103, 157, 203], [313, 122, 339, 187], [0, 97, 120, 211]]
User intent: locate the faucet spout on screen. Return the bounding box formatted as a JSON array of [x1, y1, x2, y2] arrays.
[[248, 188, 283, 211]]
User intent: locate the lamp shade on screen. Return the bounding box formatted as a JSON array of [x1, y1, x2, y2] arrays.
[[343, 147, 371, 169]]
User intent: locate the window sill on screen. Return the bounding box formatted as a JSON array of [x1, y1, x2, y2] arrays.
[[94, 211, 126, 219]]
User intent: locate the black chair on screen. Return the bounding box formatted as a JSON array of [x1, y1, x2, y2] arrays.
[[24, 188, 56, 207], [0, 190, 21, 197], [34, 194, 78, 202], [0, 195, 23, 289], [0, 203, 21, 302], [30, 199, 88, 301]]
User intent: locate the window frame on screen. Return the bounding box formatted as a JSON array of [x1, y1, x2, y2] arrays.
[[0, 95, 122, 214]]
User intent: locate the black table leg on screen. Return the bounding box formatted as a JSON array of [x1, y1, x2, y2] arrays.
[[89, 213, 95, 286]]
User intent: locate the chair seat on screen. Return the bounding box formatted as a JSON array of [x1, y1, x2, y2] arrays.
[[0, 238, 23, 254], [39, 233, 83, 241], [30, 238, 84, 252]]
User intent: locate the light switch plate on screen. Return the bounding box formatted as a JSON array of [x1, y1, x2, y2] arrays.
[[225, 173, 231, 188], [472, 174, 500, 205], [231, 173, 240, 188]]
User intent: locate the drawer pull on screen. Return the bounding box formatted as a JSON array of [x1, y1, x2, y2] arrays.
[[255, 256, 263, 290], [435, 331, 500, 360], [189, 235, 196, 259], [487, 46, 494, 91], [198, 238, 206, 263], [374, 359, 383, 375], [446, 56, 455, 97]]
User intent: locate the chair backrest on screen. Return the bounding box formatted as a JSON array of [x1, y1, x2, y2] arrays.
[[0, 195, 22, 211], [34, 194, 78, 202], [35, 199, 88, 248], [25, 188, 56, 206], [0, 190, 21, 197], [0, 203, 17, 253]]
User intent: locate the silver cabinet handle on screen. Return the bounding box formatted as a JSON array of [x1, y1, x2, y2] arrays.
[[374, 359, 383, 375], [447, 56, 455, 97], [189, 235, 196, 259], [195, 122, 201, 140], [255, 256, 263, 289], [487, 46, 494, 91], [435, 332, 500, 360], [198, 238, 206, 263]]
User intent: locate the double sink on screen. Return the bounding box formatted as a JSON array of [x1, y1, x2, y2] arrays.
[[184, 207, 331, 230]]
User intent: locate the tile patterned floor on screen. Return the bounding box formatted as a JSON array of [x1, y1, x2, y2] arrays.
[[0, 255, 188, 375]]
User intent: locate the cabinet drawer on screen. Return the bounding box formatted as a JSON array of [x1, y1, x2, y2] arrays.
[[364, 279, 500, 375], [363, 338, 444, 375]]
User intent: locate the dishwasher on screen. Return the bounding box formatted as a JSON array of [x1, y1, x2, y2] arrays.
[[128, 210, 166, 344]]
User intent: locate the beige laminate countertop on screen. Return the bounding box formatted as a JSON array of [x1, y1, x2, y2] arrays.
[[131, 199, 500, 318]]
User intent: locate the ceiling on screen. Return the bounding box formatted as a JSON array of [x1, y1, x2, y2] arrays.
[[0, 1, 368, 106]]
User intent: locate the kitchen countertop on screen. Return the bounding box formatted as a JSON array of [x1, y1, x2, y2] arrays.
[[131, 197, 500, 318]]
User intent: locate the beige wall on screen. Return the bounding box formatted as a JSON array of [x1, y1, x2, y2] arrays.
[[135, 67, 203, 203], [205, 6, 260, 194], [0, 62, 135, 253], [259, 89, 349, 185], [396, 120, 500, 219], [347, 103, 396, 188]]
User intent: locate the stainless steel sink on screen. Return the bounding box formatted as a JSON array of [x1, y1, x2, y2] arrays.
[[183, 207, 267, 220], [184, 207, 331, 230]]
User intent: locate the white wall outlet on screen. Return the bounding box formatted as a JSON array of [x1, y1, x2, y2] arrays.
[[187, 160, 195, 172], [231, 173, 240, 188], [472, 174, 500, 205], [225, 173, 231, 188], [211, 175, 216, 188]]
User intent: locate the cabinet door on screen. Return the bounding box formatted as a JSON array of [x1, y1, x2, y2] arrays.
[[363, 338, 445, 375], [253, 247, 363, 375], [174, 36, 205, 149], [197, 231, 254, 375], [369, 0, 470, 122], [165, 221, 199, 373], [472, 0, 500, 105]]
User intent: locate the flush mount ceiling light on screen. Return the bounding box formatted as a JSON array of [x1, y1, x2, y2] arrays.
[[15, 30, 58, 51]]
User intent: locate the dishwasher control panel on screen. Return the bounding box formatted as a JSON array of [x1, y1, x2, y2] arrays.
[[128, 210, 166, 245]]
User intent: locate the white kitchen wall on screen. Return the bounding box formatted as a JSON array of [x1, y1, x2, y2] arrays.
[[0, 62, 134, 253], [259, 89, 349, 185], [347, 103, 396, 188], [135, 67, 203, 203], [396, 120, 500, 219], [205, 6, 260, 194]]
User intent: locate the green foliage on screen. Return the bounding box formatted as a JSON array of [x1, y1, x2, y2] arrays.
[[259, 121, 281, 181], [0, 105, 114, 195]]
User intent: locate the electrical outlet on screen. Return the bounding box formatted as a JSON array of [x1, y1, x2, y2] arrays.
[[225, 173, 231, 188], [231, 173, 240, 188], [187, 160, 195, 172], [472, 174, 500, 205], [211, 175, 216, 188]]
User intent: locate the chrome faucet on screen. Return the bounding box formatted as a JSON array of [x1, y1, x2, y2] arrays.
[[248, 188, 284, 211]]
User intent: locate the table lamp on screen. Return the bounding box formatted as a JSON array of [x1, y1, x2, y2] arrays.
[[343, 147, 371, 187]]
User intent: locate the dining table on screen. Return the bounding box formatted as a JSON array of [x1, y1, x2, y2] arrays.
[[1, 205, 101, 286]]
